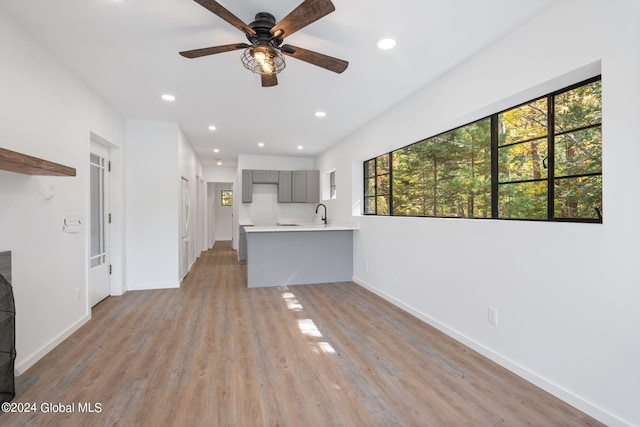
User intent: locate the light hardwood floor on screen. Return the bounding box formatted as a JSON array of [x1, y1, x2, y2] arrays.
[[2, 242, 602, 426]]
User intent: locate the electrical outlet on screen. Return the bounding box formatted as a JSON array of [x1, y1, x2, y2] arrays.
[[488, 307, 498, 326], [365, 261, 369, 271]]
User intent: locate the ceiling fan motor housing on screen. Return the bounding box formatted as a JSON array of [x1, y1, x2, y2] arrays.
[[247, 12, 283, 47], [241, 11, 286, 76]]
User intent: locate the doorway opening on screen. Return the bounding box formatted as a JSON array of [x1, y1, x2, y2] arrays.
[[207, 182, 234, 248]]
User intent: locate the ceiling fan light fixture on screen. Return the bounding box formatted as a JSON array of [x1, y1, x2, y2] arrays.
[[241, 45, 286, 75]]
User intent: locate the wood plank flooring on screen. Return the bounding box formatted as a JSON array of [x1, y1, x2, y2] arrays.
[[1, 242, 603, 426]]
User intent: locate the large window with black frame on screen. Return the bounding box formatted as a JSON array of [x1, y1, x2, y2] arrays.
[[364, 76, 602, 223]]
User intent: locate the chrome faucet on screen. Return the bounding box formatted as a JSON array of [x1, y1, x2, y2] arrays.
[[315, 203, 327, 225]]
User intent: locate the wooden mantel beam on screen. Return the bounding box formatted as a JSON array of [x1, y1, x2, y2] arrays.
[[0, 147, 76, 177]]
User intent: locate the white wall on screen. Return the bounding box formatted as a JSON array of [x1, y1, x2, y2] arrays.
[[0, 10, 124, 372], [203, 165, 236, 183], [316, 1, 639, 426], [125, 121, 202, 288], [125, 120, 180, 290]]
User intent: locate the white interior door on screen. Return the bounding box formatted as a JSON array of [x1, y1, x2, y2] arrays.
[[89, 142, 110, 306], [180, 177, 190, 279], [196, 175, 203, 255]]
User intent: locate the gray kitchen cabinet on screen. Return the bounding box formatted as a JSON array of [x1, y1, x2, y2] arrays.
[[253, 170, 279, 184], [292, 170, 307, 203], [265, 170, 279, 183], [252, 170, 266, 183], [305, 170, 320, 203], [278, 171, 292, 202], [242, 169, 253, 203], [245, 169, 318, 204]]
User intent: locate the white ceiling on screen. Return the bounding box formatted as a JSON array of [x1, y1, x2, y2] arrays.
[[1, 0, 556, 167]]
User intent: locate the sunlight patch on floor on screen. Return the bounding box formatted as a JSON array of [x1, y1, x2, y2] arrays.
[[298, 318, 323, 337], [281, 292, 303, 311], [308, 341, 336, 355], [280, 287, 337, 355]]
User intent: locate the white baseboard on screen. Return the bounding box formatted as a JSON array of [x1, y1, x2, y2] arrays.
[[352, 276, 629, 427], [127, 281, 179, 291], [15, 313, 91, 375]]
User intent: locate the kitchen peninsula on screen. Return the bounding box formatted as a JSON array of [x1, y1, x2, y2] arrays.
[[245, 224, 356, 288]]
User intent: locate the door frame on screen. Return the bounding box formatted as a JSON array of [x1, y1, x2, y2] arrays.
[[88, 141, 111, 307]]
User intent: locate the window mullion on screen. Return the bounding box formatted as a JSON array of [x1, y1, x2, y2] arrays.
[[491, 114, 499, 218], [389, 151, 394, 215], [371, 158, 375, 214], [374, 157, 378, 215], [547, 95, 555, 220]]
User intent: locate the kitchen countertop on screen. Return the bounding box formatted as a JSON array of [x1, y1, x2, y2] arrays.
[[245, 224, 358, 233]]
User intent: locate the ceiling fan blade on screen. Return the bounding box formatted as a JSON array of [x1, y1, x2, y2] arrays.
[[281, 44, 348, 74], [179, 43, 250, 58], [261, 73, 278, 87], [193, 0, 255, 35], [270, 0, 335, 39]]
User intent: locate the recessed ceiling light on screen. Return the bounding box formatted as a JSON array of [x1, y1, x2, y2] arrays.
[[217, 161, 223, 166], [377, 38, 396, 50], [315, 111, 327, 118], [297, 145, 304, 150], [208, 125, 216, 131], [161, 94, 176, 101], [258, 142, 265, 147], [213, 148, 220, 153]]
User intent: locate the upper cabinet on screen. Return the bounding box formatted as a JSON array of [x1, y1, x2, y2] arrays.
[[242, 169, 319, 204], [291, 170, 319, 203], [291, 170, 306, 203], [253, 170, 279, 184], [305, 170, 320, 203], [278, 171, 292, 203], [242, 169, 253, 203]]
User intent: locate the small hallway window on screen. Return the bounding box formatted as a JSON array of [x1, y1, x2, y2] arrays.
[[221, 190, 233, 206], [330, 171, 336, 199], [323, 170, 337, 201]]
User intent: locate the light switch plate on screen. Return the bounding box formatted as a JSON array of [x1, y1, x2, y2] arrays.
[[63, 214, 82, 233]]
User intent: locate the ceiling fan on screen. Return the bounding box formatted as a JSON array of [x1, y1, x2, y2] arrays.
[[179, 0, 349, 87]]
